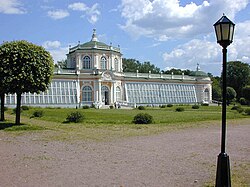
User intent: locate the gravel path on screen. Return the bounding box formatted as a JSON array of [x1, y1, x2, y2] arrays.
[[0, 121, 249, 187]]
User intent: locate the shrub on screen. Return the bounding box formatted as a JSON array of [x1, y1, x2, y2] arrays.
[[138, 106, 146, 110], [176, 107, 184, 112], [167, 104, 173, 107], [32, 110, 44, 118], [21, 106, 30, 110], [109, 105, 114, 109], [245, 108, 250, 115], [201, 103, 209, 106], [133, 113, 153, 124], [66, 111, 84, 123], [159, 105, 166, 108], [231, 105, 244, 113], [239, 97, 248, 105], [13, 108, 23, 114], [82, 105, 90, 109], [4, 107, 8, 111], [192, 105, 200, 109]]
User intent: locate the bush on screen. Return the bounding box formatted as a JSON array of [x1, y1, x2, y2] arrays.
[[21, 105, 30, 110], [231, 105, 244, 113], [201, 103, 209, 106], [82, 105, 90, 109], [4, 107, 8, 111], [32, 110, 44, 118], [66, 111, 84, 123], [133, 113, 153, 124], [167, 104, 173, 107], [176, 107, 184, 112], [13, 107, 23, 114], [245, 108, 250, 115], [109, 105, 114, 109], [192, 105, 200, 109], [239, 98, 248, 105], [159, 105, 166, 108], [138, 106, 146, 110]]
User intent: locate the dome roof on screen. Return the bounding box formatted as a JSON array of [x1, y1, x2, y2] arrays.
[[190, 64, 208, 77], [68, 29, 120, 53]]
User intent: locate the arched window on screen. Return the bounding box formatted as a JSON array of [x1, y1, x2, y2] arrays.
[[82, 56, 91, 69], [116, 86, 121, 101], [101, 56, 107, 69], [204, 88, 209, 102], [114, 58, 119, 71], [82, 86, 92, 102]]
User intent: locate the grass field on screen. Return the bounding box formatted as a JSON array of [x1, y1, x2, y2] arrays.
[[2, 105, 249, 141]]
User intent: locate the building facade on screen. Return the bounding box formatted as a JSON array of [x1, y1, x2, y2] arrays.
[[5, 29, 212, 108]]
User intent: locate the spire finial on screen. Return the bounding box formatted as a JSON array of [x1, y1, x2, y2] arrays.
[[91, 29, 98, 42], [196, 63, 200, 71]]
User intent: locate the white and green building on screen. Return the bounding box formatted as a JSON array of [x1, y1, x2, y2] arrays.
[[5, 29, 212, 108]]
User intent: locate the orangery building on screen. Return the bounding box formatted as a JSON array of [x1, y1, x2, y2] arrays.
[[5, 29, 212, 108]]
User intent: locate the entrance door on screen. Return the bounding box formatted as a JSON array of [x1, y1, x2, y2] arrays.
[[104, 91, 109, 105], [101, 86, 109, 105]]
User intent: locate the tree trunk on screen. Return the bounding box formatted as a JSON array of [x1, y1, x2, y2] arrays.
[[15, 93, 22, 125], [0, 93, 5, 121]]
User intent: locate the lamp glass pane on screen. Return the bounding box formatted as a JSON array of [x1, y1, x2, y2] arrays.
[[229, 24, 234, 41], [221, 24, 230, 40], [215, 24, 221, 41]]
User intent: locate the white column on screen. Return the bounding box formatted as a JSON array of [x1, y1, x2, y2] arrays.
[[98, 81, 102, 103]]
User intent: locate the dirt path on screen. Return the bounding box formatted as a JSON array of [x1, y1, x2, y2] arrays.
[[0, 121, 249, 187]]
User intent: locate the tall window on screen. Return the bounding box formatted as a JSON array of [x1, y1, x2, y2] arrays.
[[114, 58, 119, 71], [82, 86, 92, 102], [101, 56, 107, 69], [83, 56, 91, 69], [116, 86, 121, 101], [204, 88, 209, 102]]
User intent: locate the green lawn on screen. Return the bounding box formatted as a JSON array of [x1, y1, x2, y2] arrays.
[[15, 105, 249, 125]]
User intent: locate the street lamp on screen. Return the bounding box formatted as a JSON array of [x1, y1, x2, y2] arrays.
[[214, 14, 235, 187]]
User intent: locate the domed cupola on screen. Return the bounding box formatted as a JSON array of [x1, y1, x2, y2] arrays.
[[190, 64, 208, 77]]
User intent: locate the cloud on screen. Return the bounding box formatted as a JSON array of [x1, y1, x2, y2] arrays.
[[0, 0, 26, 14], [119, 0, 248, 40], [42, 41, 61, 49], [47, 9, 69, 20], [43, 41, 68, 63], [162, 20, 250, 75], [68, 2, 100, 24], [68, 2, 88, 11]]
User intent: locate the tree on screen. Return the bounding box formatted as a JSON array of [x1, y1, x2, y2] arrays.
[[55, 59, 67, 69], [122, 58, 160, 73], [242, 85, 250, 103], [162, 68, 191, 75], [226, 87, 237, 104], [226, 61, 250, 98], [122, 58, 140, 72], [0, 40, 54, 125], [211, 76, 222, 101]]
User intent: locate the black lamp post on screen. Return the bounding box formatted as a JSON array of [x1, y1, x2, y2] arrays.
[[214, 15, 235, 187]]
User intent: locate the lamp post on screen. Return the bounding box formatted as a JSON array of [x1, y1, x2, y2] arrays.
[[214, 15, 235, 187]]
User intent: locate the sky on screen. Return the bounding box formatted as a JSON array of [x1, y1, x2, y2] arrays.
[[0, 0, 250, 76]]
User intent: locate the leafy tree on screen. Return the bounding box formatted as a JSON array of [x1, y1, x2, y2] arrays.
[[122, 58, 160, 73], [226, 61, 250, 98], [55, 59, 67, 69], [122, 58, 140, 72], [162, 68, 191, 75], [0, 40, 54, 125], [226, 87, 237, 104], [139, 61, 160, 74], [242, 85, 250, 103], [211, 76, 222, 101]]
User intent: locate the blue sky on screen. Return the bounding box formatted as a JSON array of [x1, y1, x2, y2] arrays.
[[1, 0, 250, 76]]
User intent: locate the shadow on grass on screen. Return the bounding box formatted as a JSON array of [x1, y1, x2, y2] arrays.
[[0, 121, 23, 130]]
